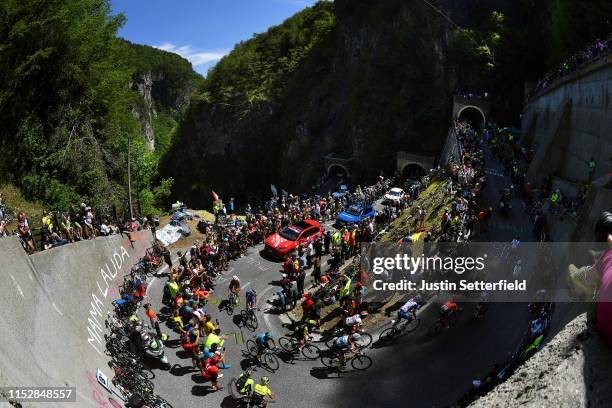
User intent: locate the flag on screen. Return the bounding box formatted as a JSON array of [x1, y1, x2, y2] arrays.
[[281, 189, 288, 199], [270, 184, 278, 196], [211, 191, 220, 202]]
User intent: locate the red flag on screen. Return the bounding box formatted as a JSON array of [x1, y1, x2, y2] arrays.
[[211, 191, 220, 202]]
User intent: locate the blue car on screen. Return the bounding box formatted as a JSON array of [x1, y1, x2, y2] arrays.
[[336, 203, 376, 226], [331, 184, 349, 199]]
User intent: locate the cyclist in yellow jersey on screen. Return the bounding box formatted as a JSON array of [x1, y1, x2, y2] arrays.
[[250, 376, 275, 407]]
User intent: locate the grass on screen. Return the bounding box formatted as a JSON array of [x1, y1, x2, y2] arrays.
[[381, 178, 454, 243], [0, 183, 45, 229]]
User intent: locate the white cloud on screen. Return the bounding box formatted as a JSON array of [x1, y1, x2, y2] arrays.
[[154, 42, 228, 66]]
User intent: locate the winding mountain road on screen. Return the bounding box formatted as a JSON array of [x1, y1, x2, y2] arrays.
[[144, 146, 546, 408]]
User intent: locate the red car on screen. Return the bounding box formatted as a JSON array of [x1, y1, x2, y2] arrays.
[[264, 219, 324, 258]]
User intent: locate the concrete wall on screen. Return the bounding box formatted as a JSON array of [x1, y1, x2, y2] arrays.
[[439, 126, 461, 166], [0, 231, 152, 407], [523, 58, 612, 186]]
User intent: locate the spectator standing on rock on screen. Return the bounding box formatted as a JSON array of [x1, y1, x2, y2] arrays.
[[568, 212, 612, 346]]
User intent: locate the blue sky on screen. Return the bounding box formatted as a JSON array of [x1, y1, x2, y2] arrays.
[[111, 0, 318, 75]]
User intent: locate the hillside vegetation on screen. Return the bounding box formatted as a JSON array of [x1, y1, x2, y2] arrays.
[[162, 0, 611, 208], [0, 0, 200, 216]]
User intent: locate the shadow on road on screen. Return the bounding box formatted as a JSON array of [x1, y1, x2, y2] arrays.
[[170, 363, 198, 377], [310, 366, 342, 379], [259, 250, 280, 263], [221, 395, 244, 408], [191, 384, 216, 397]]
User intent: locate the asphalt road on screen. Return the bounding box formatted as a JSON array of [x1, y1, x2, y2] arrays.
[[140, 146, 537, 408]]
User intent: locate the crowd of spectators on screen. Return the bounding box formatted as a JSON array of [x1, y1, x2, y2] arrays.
[[528, 34, 612, 100], [0, 197, 156, 254]]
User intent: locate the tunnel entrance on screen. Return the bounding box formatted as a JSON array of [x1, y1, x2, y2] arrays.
[[402, 163, 427, 181], [328, 164, 349, 179], [458, 106, 485, 128]]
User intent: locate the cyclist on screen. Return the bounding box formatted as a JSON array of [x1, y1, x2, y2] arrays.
[[392, 296, 420, 326], [440, 298, 462, 328], [344, 311, 367, 332], [228, 275, 241, 304], [245, 288, 258, 310], [250, 376, 275, 407], [255, 332, 276, 358], [234, 369, 254, 398], [332, 333, 361, 368], [294, 319, 317, 350]]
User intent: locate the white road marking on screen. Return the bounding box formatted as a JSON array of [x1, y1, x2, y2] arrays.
[[145, 277, 157, 297], [242, 282, 252, 290], [9, 274, 24, 298]]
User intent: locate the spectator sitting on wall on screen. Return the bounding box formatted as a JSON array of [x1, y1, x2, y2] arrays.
[[17, 212, 36, 254]]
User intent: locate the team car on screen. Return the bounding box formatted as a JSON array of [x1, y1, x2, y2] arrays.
[[336, 203, 376, 226], [264, 219, 324, 258], [384, 187, 405, 204]]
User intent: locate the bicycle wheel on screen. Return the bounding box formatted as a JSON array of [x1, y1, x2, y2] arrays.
[[324, 334, 339, 349], [226, 301, 234, 316], [355, 332, 372, 348], [301, 344, 321, 360], [135, 367, 155, 380], [279, 337, 297, 352], [247, 313, 258, 330], [404, 317, 421, 333], [246, 339, 258, 356], [378, 327, 397, 342], [320, 351, 340, 368], [351, 354, 373, 371], [263, 353, 279, 371]]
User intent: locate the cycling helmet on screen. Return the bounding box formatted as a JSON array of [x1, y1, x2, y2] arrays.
[[359, 311, 369, 317], [350, 333, 361, 341], [260, 376, 269, 386], [232, 275, 239, 281], [265, 332, 274, 339]]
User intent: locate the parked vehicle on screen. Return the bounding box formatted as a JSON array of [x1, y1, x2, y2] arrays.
[[336, 203, 376, 226], [264, 219, 324, 258]]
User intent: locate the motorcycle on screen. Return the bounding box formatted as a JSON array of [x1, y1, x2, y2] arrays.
[[134, 327, 171, 370]]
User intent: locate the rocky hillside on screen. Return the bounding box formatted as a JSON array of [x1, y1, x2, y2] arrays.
[[127, 42, 201, 153], [161, 0, 612, 208], [161, 0, 471, 206], [471, 309, 612, 407]]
